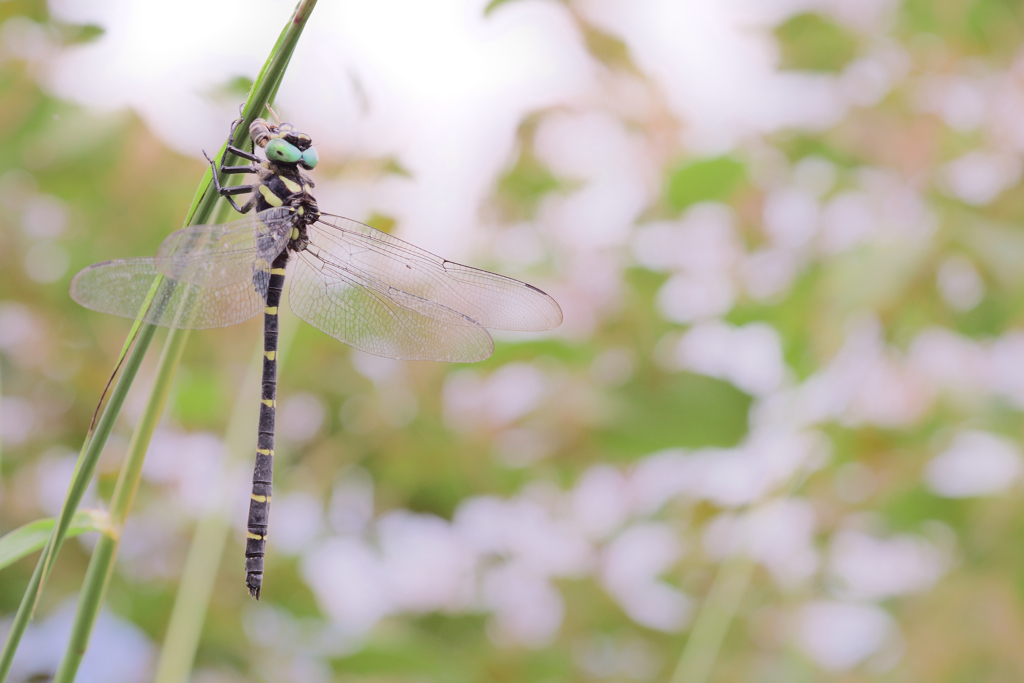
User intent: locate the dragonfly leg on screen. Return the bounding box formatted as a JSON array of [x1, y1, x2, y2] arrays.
[[204, 150, 258, 214], [227, 116, 261, 158], [224, 144, 261, 164]]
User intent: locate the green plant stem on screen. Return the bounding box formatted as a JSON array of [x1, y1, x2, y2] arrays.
[[0, 1, 317, 676], [670, 555, 756, 683], [670, 468, 814, 683], [54, 327, 190, 682], [183, 0, 318, 227], [0, 321, 158, 682], [153, 312, 299, 683], [1, 2, 321, 680]]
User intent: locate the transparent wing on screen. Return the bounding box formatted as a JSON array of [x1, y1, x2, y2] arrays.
[[288, 246, 495, 362], [70, 257, 267, 329], [311, 214, 562, 331], [155, 207, 294, 288]]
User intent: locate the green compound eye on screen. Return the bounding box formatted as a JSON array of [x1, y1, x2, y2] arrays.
[[300, 146, 319, 169], [266, 138, 301, 163]]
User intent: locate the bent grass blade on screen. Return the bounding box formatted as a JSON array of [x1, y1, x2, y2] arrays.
[[0, 510, 112, 573]]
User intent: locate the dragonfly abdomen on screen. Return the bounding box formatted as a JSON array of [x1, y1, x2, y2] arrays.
[[244, 251, 289, 599]]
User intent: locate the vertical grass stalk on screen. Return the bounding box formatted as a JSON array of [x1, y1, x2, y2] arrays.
[[153, 311, 299, 683], [670, 556, 756, 683], [0, 321, 158, 681], [0, 1, 318, 678], [53, 327, 190, 683], [670, 470, 814, 683]]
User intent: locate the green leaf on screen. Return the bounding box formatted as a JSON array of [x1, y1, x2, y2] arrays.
[[665, 156, 745, 213], [0, 510, 111, 572], [483, 0, 519, 16], [365, 212, 397, 234], [582, 24, 634, 71], [775, 13, 858, 73]]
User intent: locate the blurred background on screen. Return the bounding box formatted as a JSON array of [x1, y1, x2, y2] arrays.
[[2, 0, 1024, 681]]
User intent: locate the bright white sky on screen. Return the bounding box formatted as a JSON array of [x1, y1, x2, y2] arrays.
[[39, 0, 895, 254], [43, 0, 594, 255]]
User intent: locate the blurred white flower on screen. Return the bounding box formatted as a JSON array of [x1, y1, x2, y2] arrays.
[[579, 0, 847, 149], [988, 331, 1024, 409], [144, 430, 226, 517], [35, 447, 94, 516], [483, 563, 564, 648], [829, 527, 947, 599], [776, 314, 931, 429], [269, 491, 325, 555], [925, 430, 1023, 498], [671, 320, 786, 396], [2, 395, 38, 448], [740, 247, 801, 299], [21, 193, 69, 238], [571, 465, 631, 540], [820, 190, 874, 254], [936, 255, 985, 312], [940, 150, 1022, 206], [629, 429, 822, 512], [443, 362, 548, 432], [278, 392, 327, 442], [5, 601, 152, 683], [377, 511, 477, 612], [302, 537, 389, 637], [535, 111, 652, 250], [916, 73, 988, 133], [657, 271, 736, 323], [633, 203, 740, 274], [763, 186, 819, 248], [328, 467, 375, 535], [906, 327, 989, 401], [703, 499, 818, 589], [601, 523, 691, 632], [23, 241, 70, 284], [454, 495, 593, 578], [796, 601, 898, 672]]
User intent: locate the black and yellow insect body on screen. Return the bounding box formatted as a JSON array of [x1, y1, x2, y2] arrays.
[[206, 117, 324, 597], [70, 115, 563, 599]]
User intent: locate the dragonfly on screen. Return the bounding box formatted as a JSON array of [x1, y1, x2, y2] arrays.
[[70, 115, 563, 598]]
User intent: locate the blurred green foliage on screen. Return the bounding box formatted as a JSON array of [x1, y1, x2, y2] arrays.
[[3, 0, 1024, 682], [775, 13, 859, 73], [664, 156, 745, 214]]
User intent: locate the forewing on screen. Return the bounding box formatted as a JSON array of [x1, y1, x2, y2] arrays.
[[155, 208, 294, 288], [288, 247, 495, 362], [311, 214, 562, 331], [70, 257, 265, 329]]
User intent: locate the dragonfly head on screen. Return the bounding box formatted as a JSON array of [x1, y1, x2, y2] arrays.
[[250, 118, 319, 170]]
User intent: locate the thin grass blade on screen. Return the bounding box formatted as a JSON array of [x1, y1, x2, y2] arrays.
[[0, 1, 318, 678]]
